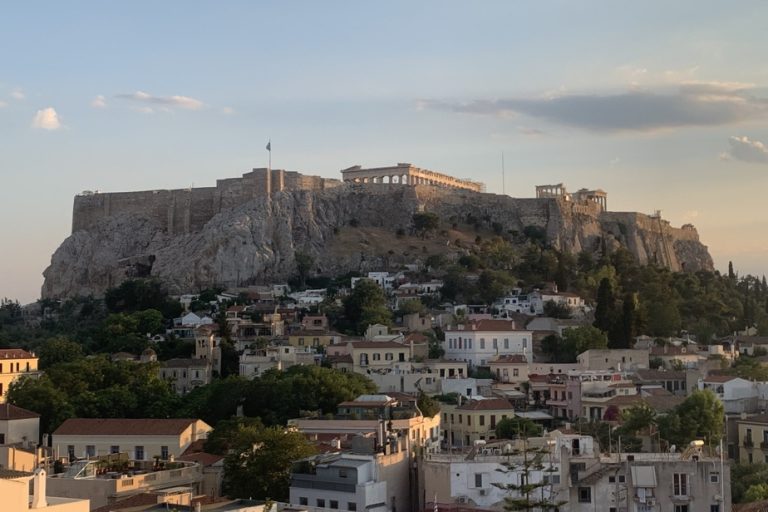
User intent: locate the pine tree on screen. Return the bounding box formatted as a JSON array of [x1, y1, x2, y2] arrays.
[[493, 436, 566, 511]]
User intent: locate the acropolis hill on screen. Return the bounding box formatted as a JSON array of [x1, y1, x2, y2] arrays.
[[43, 164, 713, 298]]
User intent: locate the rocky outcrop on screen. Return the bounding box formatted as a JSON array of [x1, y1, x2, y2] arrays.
[[42, 184, 713, 298]]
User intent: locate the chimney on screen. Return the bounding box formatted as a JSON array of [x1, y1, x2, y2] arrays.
[[31, 469, 47, 509]]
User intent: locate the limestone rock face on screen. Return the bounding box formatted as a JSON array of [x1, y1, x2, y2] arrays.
[[42, 184, 714, 298]]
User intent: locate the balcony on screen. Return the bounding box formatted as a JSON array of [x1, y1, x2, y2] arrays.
[[744, 439, 754, 448], [760, 441, 768, 451]]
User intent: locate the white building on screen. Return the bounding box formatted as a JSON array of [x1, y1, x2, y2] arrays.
[[52, 418, 212, 462], [239, 346, 317, 379], [699, 375, 758, 414], [443, 320, 532, 367], [351, 273, 398, 291], [290, 453, 389, 512]]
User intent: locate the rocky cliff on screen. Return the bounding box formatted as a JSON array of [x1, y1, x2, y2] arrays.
[[42, 184, 714, 298]]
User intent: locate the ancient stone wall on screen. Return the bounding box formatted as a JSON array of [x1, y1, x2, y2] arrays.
[[72, 169, 341, 234]]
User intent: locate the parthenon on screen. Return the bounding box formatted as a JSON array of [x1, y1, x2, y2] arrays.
[[341, 163, 484, 192]]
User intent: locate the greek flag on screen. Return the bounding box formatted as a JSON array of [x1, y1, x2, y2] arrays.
[[266, 141, 271, 151]]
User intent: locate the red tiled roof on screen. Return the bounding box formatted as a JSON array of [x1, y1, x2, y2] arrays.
[[326, 354, 353, 364], [178, 451, 223, 466], [53, 418, 206, 437], [447, 319, 524, 332], [457, 398, 513, 411], [704, 375, 740, 383], [489, 354, 527, 364], [0, 349, 35, 359], [0, 403, 40, 420], [405, 333, 429, 343], [649, 345, 694, 356], [349, 341, 407, 349]]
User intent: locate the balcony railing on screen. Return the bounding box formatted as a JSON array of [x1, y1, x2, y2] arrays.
[[744, 439, 754, 448]]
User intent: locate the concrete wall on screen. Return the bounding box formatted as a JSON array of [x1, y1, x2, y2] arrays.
[[72, 169, 341, 234], [0, 416, 39, 445]]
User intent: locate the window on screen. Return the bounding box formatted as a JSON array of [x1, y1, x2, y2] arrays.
[[86, 445, 95, 457], [710, 506, 720, 512], [467, 416, 472, 426], [385, 353, 393, 360], [299, 498, 308, 506], [578, 487, 591, 503], [317, 499, 325, 507], [135, 446, 145, 461], [673, 473, 688, 496], [110, 445, 120, 454], [0, 433, 4, 444], [479, 415, 485, 426], [674, 506, 689, 512], [480, 340, 485, 349], [710, 471, 719, 483], [373, 353, 381, 361], [504, 339, 509, 349], [493, 340, 497, 349], [298, 337, 304, 346], [513, 368, 519, 377], [67, 445, 75, 460], [475, 473, 483, 487], [458, 414, 463, 424], [348, 503, 357, 511], [490, 415, 496, 428], [330, 500, 338, 509], [161, 446, 169, 460], [544, 474, 560, 485], [618, 475, 625, 483]]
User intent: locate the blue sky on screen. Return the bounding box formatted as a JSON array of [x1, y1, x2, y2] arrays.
[[2, 1, 768, 303]]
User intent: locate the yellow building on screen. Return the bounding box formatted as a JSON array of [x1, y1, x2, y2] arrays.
[[288, 330, 342, 349], [737, 413, 768, 464], [443, 398, 515, 448], [0, 349, 40, 402]]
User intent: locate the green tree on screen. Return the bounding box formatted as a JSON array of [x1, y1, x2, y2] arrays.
[[594, 278, 617, 334], [543, 300, 571, 319], [223, 426, 316, 500], [732, 463, 768, 503], [38, 337, 84, 368], [8, 376, 75, 437], [343, 279, 391, 334], [495, 417, 544, 439], [204, 416, 266, 455], [493, 438, 565, 511], [744, 483, 768, 503], [412, 212, 440, 238], [658, 389, 724, 447], [104, 279, 182, 318], [562, 326, 608, 358], [417, 391, 441, 417], [294, 251, 314, 288]]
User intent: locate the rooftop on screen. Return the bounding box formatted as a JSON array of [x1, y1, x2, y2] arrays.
[[53, 418, 207, 436], [0, 403, 40, 420], [0, 348, 35, 359], [456, 398, 514, 411]]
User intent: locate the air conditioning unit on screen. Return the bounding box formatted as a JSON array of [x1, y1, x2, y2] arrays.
[[646, 498, 656, 506], [456, 496, 468, 504], [479, 489, 488, 496]]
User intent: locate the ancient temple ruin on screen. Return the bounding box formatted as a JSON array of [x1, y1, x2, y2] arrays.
[[341, 163, 484, 192]]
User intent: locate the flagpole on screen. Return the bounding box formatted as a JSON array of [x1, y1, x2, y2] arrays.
[[501, 151, 506, 196], [267, 139, 272, 172]]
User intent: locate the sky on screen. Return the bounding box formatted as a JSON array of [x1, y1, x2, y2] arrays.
[[1, 1, 768, 304]]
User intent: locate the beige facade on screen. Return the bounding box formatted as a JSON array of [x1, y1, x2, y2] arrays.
[[443, 398, 514, 448], [52, 418, 212, 462], [341, 163, 484, 192], [0, 445, 39, 471], [159, 358, 212, 395], [0, 349, 40, 402], [1, 469, 89, 512], [488, 354, 529, 385], [737, 414, 768, 464], [288, 330, 342, 348], [577, 348, 649, 371]]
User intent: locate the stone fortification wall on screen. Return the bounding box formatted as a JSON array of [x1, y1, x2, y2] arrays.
[[48, 180, 713, 298], [72, 169, 341, 234]]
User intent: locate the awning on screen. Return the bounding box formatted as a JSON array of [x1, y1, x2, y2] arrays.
[[630, 466, 658, 487]]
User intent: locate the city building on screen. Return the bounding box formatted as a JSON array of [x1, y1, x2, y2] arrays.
[[159, 359, 212, 395], [577, 349, 649, 371], [443, 320, 532, 368], [736, 413, 768, 464], [1, 468, 89, 512], [0, 403, 40, 471], [290, 453, 392, 512], [0, 348, 40, 402], [442, 398, 514, 448], [52, 418, 212, 462]]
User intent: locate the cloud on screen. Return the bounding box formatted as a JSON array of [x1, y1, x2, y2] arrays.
[[517, 126, 545, 136], [91, 95, 107, 108], [722, 135, 768, 163], [421, 81, 768, 132], [31, 107, 62, 130], [0, 100, 7, 108], [221, 106, 235, 115], [10, 88, 25, 100], [116, 90, 204, 110]]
